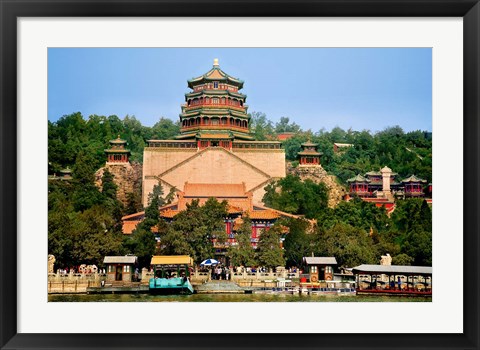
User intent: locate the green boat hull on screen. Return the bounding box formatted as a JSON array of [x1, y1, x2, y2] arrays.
[[149, 277, 194, 295]]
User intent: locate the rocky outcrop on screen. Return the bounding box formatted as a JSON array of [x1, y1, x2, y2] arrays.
[[95, 162, 142, 206], [286, 163, 346, 208]]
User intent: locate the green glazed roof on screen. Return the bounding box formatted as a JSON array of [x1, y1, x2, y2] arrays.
[[301, 140, 318, 147], [297, 150, 322, 156], [109, 135, 127, 144], [104, 149, 131, 153], [347, 174, 370, 183], [187, 62, 244, 89], [402, 175, 427, 183], [60, 167, 72, 174], [185, 90, 246, 99], [180, 108, 249, 119]]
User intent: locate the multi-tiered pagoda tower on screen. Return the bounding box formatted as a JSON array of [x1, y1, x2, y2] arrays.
[[177, 58, 254, 149], [142, 59, 286, 207]]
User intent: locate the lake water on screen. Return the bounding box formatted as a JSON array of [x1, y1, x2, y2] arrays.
[[49, 293, 431, 302]]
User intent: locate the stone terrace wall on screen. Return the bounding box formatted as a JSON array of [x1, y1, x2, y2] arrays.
[[142, 147, 285, 207], [48, 273, 106, 293]]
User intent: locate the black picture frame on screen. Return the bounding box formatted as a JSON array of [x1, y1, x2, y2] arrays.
[[1, 1, 478, 349]]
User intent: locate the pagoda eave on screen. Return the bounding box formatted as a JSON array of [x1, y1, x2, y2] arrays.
[[185, 90, 246, 99], [297, 151, 322, 156], [197, 134, 233, 140], [104, 149, 131, 153], [180, 110, 249, 119], [231, 133, 255, 140], [188, 77, 244, 89], [174, 133, 198, 140]]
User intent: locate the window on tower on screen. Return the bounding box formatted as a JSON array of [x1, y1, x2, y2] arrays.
[[214, 81, 219, 89]]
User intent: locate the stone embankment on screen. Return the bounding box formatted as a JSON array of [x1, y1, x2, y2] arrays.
[[48, 273, 105, 294], [48, 269, 301, 294], [142, 269, 299, 285], [286, 162, 346, 208]]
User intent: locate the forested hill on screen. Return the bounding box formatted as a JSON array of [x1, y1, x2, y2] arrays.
[[48, 112, 432, 184], [48, 113, 180, 174], [249, 112, 432, 184], [48, 112, 432, 269]]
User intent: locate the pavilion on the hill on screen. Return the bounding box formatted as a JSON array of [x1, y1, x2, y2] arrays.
[[105, 135, 131, 163], [297, 140, 322, 166], [347, 174, 371, 197], [402, 175, 427, 197]]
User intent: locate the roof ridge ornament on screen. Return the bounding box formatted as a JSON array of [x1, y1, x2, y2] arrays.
[[213, 58, 219, 67]]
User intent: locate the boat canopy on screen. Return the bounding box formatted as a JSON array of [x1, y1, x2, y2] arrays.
[[151, 255, 194, 266], [352, 265, 432, 275]]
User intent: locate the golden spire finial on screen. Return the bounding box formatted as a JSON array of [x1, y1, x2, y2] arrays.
[[213, 58, 219, 67], [117, 134, 121, 139]]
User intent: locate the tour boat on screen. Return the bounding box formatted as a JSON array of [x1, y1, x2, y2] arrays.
[[149, 255, 195, 295]]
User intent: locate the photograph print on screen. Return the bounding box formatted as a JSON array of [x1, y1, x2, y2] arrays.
[[47, 48, 432, 302]]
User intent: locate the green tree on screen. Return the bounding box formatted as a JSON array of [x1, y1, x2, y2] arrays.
[[160, 199, 228, 263], [282, 136, 305, 161], [101, 169, 117, 200], [321, 198, 389, 233], [142, 181, 165, 229], [256, 226, 285, 269], [228, 215, 256, 267], [392, 253, 414, 266], [275, 117, 301, 134], [71, 151, 103, 211], [282, 218, 311, 267], [48, 192, 75, 267], [263, 175, 329, 218], [248, 111, 274, 140], [123, 227, 157, 267], [313, 223, 376, 267], [125, 192, 143, 215], [150, 117, 181, 140], [402, 230, 432, 266]]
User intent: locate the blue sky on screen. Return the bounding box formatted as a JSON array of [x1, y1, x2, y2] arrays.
[[48, 48, 432, 133]]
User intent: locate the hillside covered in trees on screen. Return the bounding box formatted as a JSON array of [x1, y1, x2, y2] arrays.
[[249, 111, 432, 184], [48, 112, 432, 269]]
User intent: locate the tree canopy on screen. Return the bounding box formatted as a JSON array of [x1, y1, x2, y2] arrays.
[[263, 175, 329, 219], [160, 199, 228, 264]]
